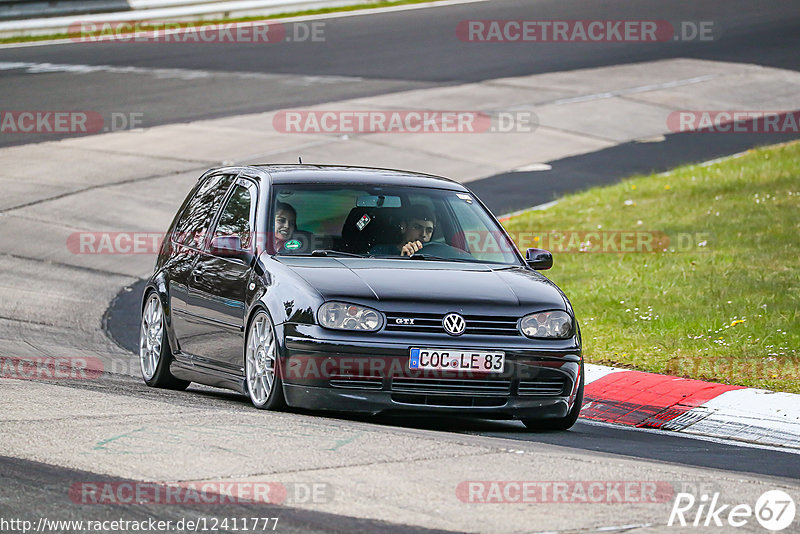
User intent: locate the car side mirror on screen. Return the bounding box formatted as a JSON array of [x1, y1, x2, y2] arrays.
[[526, 248, 553, 270], [210, 235, 254, 265]]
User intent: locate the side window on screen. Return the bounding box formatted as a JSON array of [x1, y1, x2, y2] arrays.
[[214, 182, 256, 249], [173, 174, 234, 248]]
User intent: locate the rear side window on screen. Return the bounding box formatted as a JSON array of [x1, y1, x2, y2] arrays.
[[214, 182, 256, 249], [173, 174, 234, 248]]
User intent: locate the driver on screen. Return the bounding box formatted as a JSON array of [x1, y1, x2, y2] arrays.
[[372, 204, 436, 256]]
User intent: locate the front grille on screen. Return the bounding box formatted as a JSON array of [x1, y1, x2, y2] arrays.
[[391, 393, 507, 407], [391, 377, 511, 395], [329, 375, 383, 390], [518, 377, 568, 396], [384, 313, 519, 336]]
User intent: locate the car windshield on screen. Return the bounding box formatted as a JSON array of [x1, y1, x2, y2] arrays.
[[269, 184, 522, 265]]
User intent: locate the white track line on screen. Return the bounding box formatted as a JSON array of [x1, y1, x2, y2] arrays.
[[0, 60, 363, 84], [0, 0, 490, 49], [552, 75, 716, 105]]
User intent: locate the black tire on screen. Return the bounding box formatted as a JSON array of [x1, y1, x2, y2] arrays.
[[244, 309, 286, 410], [522, 369, 584, 431], [139, 292, 190, 390]]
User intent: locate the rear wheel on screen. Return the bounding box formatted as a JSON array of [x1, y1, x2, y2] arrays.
[[522, 371, 584, 431], [245, 310, 286, 410], [140, 292, 190, 390]]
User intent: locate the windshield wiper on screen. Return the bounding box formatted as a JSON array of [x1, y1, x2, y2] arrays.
[[371, 253, 473, 262], [309, 249, 368, 258]]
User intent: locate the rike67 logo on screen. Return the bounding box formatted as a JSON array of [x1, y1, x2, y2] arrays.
[[669, 490, 796, 531]]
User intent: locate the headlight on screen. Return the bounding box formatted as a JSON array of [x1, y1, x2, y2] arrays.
[[519, 311, 573, 339], [318, 302, 383, 332]]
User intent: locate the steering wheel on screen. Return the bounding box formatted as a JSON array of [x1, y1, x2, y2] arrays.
[[419, 240, 474, 260]]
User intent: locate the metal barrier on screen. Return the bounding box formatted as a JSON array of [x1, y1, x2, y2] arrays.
[[0, 0, 131, 21], [0, 0, 372, 36]]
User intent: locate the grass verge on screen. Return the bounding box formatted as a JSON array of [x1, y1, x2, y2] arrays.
[[503, 141, 800, 393], [0, 0, 439, 44]]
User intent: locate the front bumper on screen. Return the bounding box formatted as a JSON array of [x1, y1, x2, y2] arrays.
[[280, 324, 582, 420]]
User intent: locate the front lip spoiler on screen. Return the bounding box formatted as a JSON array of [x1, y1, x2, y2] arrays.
[[282, 383, 573, 419]]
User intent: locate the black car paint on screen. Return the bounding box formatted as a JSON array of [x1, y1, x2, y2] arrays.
[[143, 165, 582, 420]]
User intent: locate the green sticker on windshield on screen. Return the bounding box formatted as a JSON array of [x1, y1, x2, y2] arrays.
[[285, 239, 302, 250]]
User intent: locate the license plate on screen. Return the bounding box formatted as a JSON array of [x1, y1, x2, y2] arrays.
[[409, 348, 505, 373]]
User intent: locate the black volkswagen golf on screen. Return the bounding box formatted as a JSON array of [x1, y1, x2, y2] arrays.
[[140, 165, 583, 430]]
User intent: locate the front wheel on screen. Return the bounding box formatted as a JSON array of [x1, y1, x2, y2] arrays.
[[522, 371, 584, 431], [140, 292, 190, 390], [245, 310, 286, 410]]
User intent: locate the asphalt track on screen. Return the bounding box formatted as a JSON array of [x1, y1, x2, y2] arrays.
[[0, 453, 455, 534], [472, 122, 800, 214], [3, 0, 800, 530], [1, 0, 800, 148], [104, 279, 800, 484]]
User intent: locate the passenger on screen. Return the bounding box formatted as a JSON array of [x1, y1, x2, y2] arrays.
[[274, 202, 296, 252]]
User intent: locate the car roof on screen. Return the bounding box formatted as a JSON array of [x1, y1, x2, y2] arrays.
[[242, 164, 469, 191]]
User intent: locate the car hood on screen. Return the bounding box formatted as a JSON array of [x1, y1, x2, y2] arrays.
[[275, 257, 567, 310]]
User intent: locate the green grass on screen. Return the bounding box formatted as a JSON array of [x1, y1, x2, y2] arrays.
[[503, 141, 800, 393], [0, 0, 440, 44]]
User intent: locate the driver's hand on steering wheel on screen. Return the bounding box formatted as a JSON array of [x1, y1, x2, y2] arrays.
[[400, 240, 424, 256]]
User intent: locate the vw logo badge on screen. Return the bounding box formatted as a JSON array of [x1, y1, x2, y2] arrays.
[[442, 313, 466, 336]]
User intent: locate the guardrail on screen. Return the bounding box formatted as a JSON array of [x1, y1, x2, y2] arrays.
[[0, 0, 358, 21], [0, 0, 373, 36], [0, 0, 132, 21]]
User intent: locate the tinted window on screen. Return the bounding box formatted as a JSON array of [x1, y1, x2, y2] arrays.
[[214, 182, 256, 249], [270, 184, 521, 265], [173, 174, 234, 248]]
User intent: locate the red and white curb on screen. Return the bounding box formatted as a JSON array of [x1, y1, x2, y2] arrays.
[[582, 364, 800, 450]]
